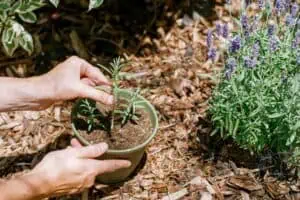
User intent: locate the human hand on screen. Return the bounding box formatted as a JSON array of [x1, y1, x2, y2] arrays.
[[28, 140, 130, 197], [34, 56, 113, 109]]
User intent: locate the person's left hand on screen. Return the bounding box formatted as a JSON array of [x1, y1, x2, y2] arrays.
[[34, 56, 113, 109]]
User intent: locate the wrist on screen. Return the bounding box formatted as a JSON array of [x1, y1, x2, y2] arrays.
[[0, 172, 50, 200]]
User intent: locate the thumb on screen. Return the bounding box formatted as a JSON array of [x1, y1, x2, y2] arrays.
[[78, 83, 113, 105], [75, 143, 108, 158]]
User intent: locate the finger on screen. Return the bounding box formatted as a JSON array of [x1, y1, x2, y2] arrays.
[[90, 160, 132, 175], [79, 59, 111, 85], [78, 83, 113, 105], [81, 78, 96, 87], [71, 138, 83, 148], [76, 143, 108, 158]]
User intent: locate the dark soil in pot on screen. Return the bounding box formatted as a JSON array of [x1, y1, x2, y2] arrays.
[[74, 108, 153, 150]]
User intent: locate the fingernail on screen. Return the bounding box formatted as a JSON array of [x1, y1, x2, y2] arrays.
[[124, 161, 131, 167], [99, 142, 108, 151]]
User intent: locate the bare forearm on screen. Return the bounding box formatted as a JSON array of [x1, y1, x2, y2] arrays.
[[0, 173, 50, 200], [0, 76, 53, 112]]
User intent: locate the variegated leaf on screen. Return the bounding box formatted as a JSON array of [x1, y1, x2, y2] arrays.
[[88, 0, 104, 11], [18, 12, 37, 23], [2, 27, 16, 44], [49, 0, 60, 7], [11, 20, 25, 37], [1, 27, 19, 56], [0, 10, 8, 22], [0, 2, 10, 11], [19, 31, 34, 55], [11, 1, 22, 12]]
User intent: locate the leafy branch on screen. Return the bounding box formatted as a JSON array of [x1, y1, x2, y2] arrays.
[[0, 0, 104, 56]]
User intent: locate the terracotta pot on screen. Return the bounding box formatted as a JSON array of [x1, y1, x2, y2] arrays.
[[71, 88, 159, 184]]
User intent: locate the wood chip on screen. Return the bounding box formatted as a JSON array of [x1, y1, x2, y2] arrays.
[[161, 188, 188, 200], [227, 175, 263, 191]]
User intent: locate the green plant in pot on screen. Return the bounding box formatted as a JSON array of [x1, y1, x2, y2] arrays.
[[71, 57, 158, 184]]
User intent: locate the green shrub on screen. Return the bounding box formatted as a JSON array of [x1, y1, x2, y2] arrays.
[[208, 0, 299, 166], [0, 0, 103, 56]]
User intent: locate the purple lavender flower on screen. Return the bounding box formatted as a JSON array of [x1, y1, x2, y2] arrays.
[[241, 14, 250, 36], [245, 0, 251, 8], [207, 30, 213, 48], [244, 56, 257, 68], [226, 57, 237, 71], [252, 42, 260, 58], [275, 0, 284, 15], [258, 0, 264, 9], [267, 24, 276, 36], [284, 0, 291, 9], [225, 57, 237, 79], [222, 24, 229, 38], [291, 3, 299, 17], [229, 36, 241, 53], [292, 31, 300, 48], [208, 47, 217, 61], [285, 14, 296, 26], [250, 15, 259, 32], [269, 36, 280, 52], [216, 23, 222, 36]]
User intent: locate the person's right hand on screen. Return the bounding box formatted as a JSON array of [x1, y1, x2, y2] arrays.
[[29, 140, 131, 197]]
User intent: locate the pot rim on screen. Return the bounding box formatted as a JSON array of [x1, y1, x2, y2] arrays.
[[71, 88, 159, 154]]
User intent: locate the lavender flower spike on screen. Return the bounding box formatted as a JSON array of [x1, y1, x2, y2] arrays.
[[208, 47, 217, 61], [216, 23, 222, 36], [207, 30, 213, 48], [252, 42, 260, 58], [291, 3, 299, 17], [258, 0, 264, 9], [225, 57, 237, 79], [241, 14, 250, 36], [229, 36, 241, 54], [267, 24, 276, 36], [292, 31, 300, 49], [244, 56, 257, 68], [284, 0, 291, 10], [275, 0, 284, 15], [222, 24, 229, 38], [269, 36, 280, 52], [285, 14, 296, 26]]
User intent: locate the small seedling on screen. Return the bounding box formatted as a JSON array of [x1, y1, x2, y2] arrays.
[[77, 57, 143, 134], [78, 99, 106, 132]]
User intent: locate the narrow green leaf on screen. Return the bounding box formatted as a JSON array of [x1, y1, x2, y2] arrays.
[[18, 12, 37, 23], [292, 121, 300, 131], [88, 0, 104, 11], [286, 132, 297, 146], [232, 119, 240, 138], [267, 113, 285, 118]]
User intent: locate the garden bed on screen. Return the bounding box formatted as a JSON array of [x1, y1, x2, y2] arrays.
[[0, 0, 299, 199]]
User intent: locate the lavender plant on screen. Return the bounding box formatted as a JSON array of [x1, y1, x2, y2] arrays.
[[209, 0, 300, 167]]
